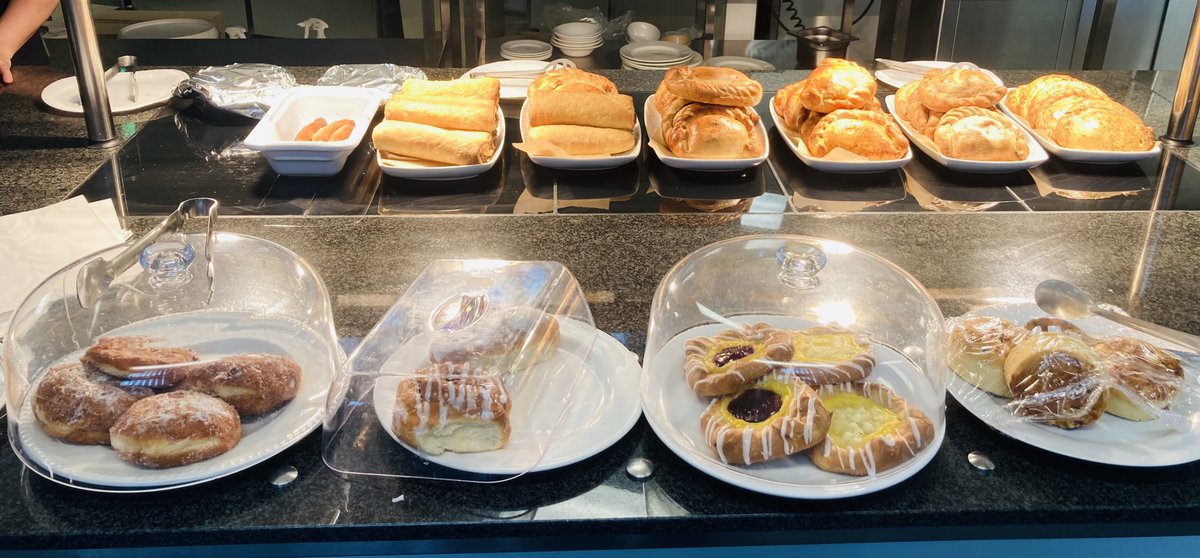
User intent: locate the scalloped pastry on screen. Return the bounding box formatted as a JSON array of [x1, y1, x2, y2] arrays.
[[917, 67, 1007, 112], [932, 107, 1029, 161], [664, 103, 762, 159], [799, 58, 877, 113], [700, 375, 831, 465], [684, 323, 793, 396], [807, 110, 908, 160], [808, 382, 934, 476]]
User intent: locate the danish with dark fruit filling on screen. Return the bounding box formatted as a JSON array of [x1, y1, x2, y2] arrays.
[[684, 323, 792, 397], [700, 375, 830, 465]]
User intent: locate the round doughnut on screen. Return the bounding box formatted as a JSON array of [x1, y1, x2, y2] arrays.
[[110, 391, 241, 468], [700, 375, 830, 465], [663, 66, 763, 107], [81, 336, 199, 378], [33, 364, 151, 445], [175, 354, 302, 416]]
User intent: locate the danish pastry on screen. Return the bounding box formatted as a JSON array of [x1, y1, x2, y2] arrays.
[[700, 375, 831, 465], [663, 103, 762, 159], [780, 326, 875, 385], [175, 353, 302, 416], [684, 323, 793, 396], [110, 390, 242, 468], [33, 364, 151, 445], [1092, 337, 1184, 421], [528, 67, 618, 96], [1003, 332, 1107, 429], [947, 316, 1026, 397], [809, 382, 935, 476], [392, 363, 511, 455], [917, 67, 1006, 113], [428, 306, 560, 376], [806, 110, 908, 160], [663, 66, 763, 107], [799, 58, 876, 113], [933, 107, 1029, 161], [81, 336, 199, 379]]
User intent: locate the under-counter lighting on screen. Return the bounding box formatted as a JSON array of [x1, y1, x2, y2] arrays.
[[812, 300, 856, 326]]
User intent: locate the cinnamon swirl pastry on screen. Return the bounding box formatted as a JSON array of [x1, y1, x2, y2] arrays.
[[110, 391, 242, 468], [809, 382, 934, 476], [33, 364, 151, 445], [1003, 332, 1107, 429], [392, 363, 511, 455], [81, 336, 199, 379], [781, 326, 875, 385], [684, 323, 793, 397], [947, 316, 1027, 397], [700, 375, 830, 465], [1092, 337, 1185, 421]]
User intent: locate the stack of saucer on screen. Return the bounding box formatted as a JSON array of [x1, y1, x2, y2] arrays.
[[500, 40, 553, 61], [619, 41, 701, 70], [552, 22, 603, 57]]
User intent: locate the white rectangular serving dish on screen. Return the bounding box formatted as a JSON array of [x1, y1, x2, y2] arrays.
[[873, 60, 1003, 90], [884, 95, 1048, 173], [518, 99, 642, 171], [376, 107, 505, 181], [768, 103, 912, 174], [244, 86, 381, 177], [998, 99, 1161, 165], [644, 94, 769, 172]]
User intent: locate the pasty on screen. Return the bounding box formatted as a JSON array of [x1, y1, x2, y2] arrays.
[[528, 67, 618, 96], [917, 67, 1006, 112], [932, 107, 1029, 161], [663, 66, 763, 107], [1050, 99, 1155, 151], [663, 103, 762, 159], [806, 109, 908, 160], [800, 58, 876, 113]]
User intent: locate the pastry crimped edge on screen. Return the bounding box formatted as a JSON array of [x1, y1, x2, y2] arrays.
[[806, 109, 909, 160], [799, 58, 876, 113], [684, 323, 793, 396], [663, 103, 763, 159], [778, 326, 876, 385], [1003, 332, 1108, 429], [663, 66, 763, 107], [808, 381, 935, 476], [699, 375, 831, 465], [947, 316, 1027, 398], [917, 67, 1007, 113], [932, 107, 1029, 161]]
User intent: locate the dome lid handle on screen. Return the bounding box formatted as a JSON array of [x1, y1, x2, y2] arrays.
[[776, 241, 826, 290]]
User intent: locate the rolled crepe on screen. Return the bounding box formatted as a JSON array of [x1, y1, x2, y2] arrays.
[[384, 94, 498, 132], [400, 77, 500, 104], [373, 120, 495, 166], [529, 125, 636, 156], [529, 90, 635, 130]]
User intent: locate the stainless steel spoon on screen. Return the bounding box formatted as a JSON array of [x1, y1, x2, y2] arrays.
[[1035, 279, 1200, 352]]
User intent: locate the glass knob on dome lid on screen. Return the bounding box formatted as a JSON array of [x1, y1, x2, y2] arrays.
[[776, 241, 827, 289], [140, 238, 196, 289]]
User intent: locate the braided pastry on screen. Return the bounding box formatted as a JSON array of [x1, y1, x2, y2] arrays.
[[806, 109, 908, 160]]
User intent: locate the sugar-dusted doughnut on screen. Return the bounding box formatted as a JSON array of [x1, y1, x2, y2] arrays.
[[33, 364, 151, 445], [110, 391, 242, 468], [81, 336, 198, 379], [175, 353, 302, 416]]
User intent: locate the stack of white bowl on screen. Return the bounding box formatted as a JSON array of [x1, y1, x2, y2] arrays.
[[552, 22, 603, 57], [500, 39, 553, 61], [619, 40, 702, 70]]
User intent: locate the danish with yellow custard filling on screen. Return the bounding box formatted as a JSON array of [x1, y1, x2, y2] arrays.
[[809, 382, 934, 476], [684, 323, 792, 397], [700, 375, 830, 465], [781, 326, 875, 385]]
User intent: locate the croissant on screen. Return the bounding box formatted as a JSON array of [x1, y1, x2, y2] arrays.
[[663, 103, 762, 159]]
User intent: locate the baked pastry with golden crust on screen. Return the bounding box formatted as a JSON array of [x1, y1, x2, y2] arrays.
[[1006, 74, 1076, 117], [81, 336, 199, 379], [947, 316, 1026, 397], [917, 67, 1006, 113], [781, 326, 876, 385], [772, 79, 808, 131], [392, 363, 511, 455], [663, 66, 763, 107], [809, 382, 935, 476], [700, 375, 830, 465], [1050, 99, 1155, 152], [1092, 337, 1185, 421], [34, 364, 151, 445], [800, 58, 876, 113], [1003, 332, 1107, 429], [1022, 80, 1106, 131], [663, 103, 762, 159], [807, 110, 909, 160], [176, 354, 302, 416], [110, 390, 242, 468], [684, 323, 793, 396], [933, 107, 1029, 161], [528, 67, 618, 96]]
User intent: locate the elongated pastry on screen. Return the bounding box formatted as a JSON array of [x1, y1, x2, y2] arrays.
[[373, 120, 495, 166], [809, 382, 934, 476], [684, 323, 792, 396], [528, 68, 618, 95], [399, 77, 500, 104], [393, 363, 511, 455], [529, 125, 635, 156], [1004, 332, 1107, 429], [384, 94, 498, 133], [663, 66, 762, 107], [528, 90, 635, 130], [700, 375, 830, 465]]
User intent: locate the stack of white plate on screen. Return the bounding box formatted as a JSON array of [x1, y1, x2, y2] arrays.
[[552, 22, 603, 57], [619, 41, 701, 70], [500, 39, 553, 61]]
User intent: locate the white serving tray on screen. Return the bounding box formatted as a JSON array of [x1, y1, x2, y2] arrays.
[[376, 107, 506, 181], [885, 95, 1048, 173], [243, 86, 382, 177], [768, 103, 912, 174], [998, 99, 1161, 165], [644, 95, 769, 172], [518, 99, 641, 171]]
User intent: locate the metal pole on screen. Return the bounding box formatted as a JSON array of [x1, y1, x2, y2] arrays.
[[1163, 0, 1200, 145], [60, 0, 117, 148]]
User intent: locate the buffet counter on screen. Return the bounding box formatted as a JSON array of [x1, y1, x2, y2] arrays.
[[1, 68, 1199, 555]]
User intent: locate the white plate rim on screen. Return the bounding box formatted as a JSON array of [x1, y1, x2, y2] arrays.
[[461, 61, 548, 100], [40, 69, 189, 115], [644, 94, 769, 171], [621, 52, 702, 70], [768, 103, 912, 173], [997, 98, 1161, 164], [873, 60, 1004, 90], [703, 56, 776, 71], [518, 98, 642, 170], [884, 95, 1049, 173], [376, 107, 505, 180], [620, 41, 692, 62], [500, 39, 552, 52]]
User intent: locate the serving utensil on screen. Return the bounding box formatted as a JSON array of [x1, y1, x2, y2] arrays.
[[467, 58, 575, 79], [1034, 279, 1200, 352]]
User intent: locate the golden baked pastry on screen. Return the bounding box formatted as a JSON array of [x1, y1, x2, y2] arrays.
[[34, 364, 150, 445], [528, 89, 635, 130], [1092, 337, 1185, 421], [176, 353, 302, 416], [1050, 99, 1155, 152], [384, 94, 498, 133], [373, 121, 496, 166], [809, 382, 935, 476], [392, 363, 511, 455], [1022, 80, 1106, 131], [110, 390, 242, 468], [806, 109, 909, 160], [700, 375, 830, 465], [772, 79, 808, 131], [917, 67, 1006, 113], [1006, 74, 1076, 117], [947, 316, 1027, 397], [932, 107, 1029, 161], [684, 323, 793, 396], [81, 336, 199, 379], [663, 66, 763, 107], [663, 103, 762, 159], [529, 125, 636, 156], [781, 326, 876, 385], [1003, 332, 1107, 429], [797, 110, 826, 150], [400, 77, 500, 104], [528, 67, 618, 96], [799, 58, 876, 113]]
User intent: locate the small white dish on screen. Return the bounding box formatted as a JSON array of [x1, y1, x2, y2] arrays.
[[874, 60, 1003, 90], [704, 56, 775, 72], [644, 94, 768, 171], [622, 52, 703, 70], [518, 99, 641, 170], [376, 107, 505, 181], [769, 104, 912, 173], [885, 95, 1048, 173], [557, 46, 598, 58], [243, 86, 381, 177], [462, 61, 548, 100], [553, 21, 603, 39], [40, 69, 189, 115], [626, 21, 660, 43], [997, 99, 1161, 164], [620, 41, 693, 63], [500, 39, 552, 56]]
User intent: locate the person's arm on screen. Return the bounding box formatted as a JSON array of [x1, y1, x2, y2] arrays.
[[0, 0, 59, 84]]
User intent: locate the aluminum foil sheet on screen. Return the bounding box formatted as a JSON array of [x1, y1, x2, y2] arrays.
[[316, 64, 426, 95], [177, 63, 297, 119]]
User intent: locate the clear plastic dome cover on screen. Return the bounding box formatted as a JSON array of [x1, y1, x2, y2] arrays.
[[322, 259, 597, 483], [3, 199, 341, 492], [642, 234, 947, 498]]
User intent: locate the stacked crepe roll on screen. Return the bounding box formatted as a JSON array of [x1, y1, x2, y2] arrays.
[[525, 68, 637, 156], [372, 77, 501, 166], [653, 66, 764, 158]]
